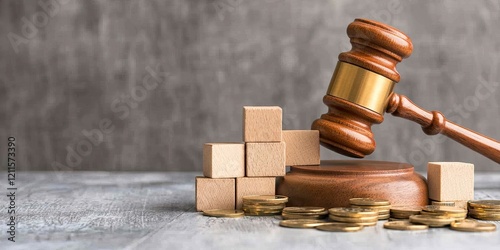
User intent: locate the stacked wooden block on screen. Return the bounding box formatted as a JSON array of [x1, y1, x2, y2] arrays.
[[196, 106, 320, 211], [427, 162, 474, 208]]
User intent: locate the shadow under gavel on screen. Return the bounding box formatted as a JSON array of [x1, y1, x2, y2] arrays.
[[312, 18, 500, 163]]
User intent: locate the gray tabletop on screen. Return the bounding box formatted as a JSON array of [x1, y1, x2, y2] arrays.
[[1, 171, 500, 250]]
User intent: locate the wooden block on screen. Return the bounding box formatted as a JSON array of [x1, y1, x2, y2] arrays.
[[243, 106, 282, 142], [195, 177, 235, 211], [246, 142, 285, 177], [236, 177, 276, 209], [203, 143, 245, 178], [427, 162, 474, 201], [282, 130, 320, 166]]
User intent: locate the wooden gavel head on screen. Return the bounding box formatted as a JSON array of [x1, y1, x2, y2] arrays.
[[312, 18, 413, 158]]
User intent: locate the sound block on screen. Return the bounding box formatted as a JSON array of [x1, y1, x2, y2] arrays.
[[277, 160, 428, 208]]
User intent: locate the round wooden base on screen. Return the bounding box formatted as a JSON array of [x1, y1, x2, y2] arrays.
[[277, 160, 428, 208]]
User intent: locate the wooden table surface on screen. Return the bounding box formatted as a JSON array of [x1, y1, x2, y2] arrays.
[[1, 171, 500, 250]]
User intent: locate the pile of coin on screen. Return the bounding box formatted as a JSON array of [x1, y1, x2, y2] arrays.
[[279, 219, 331, 229], [420, 205, 468, 220], [242, 195, 288, 216], [349, 198, 391, 220], [328, 207, 379, 226], [389, 205, 422, 219], [468, 200, 500, 220], [409, 214, 456, 227], [282, 207, 328, 220]]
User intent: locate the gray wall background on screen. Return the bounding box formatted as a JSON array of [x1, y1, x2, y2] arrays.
[[0, 0, 499, 172]]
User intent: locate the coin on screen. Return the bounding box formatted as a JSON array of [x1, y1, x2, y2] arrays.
[[469, 214, 500, 220], [419, 210, 467, 219], [378, 214, 390, 220], [422, 205, 467, 214], [243, 195, 288, 203], [279, 219, 330, 228], [450, 219, 497, 232], [468, 200, 500, 209], [390, 205, 422, 213], [244, 204, 286, 210], [329, 207, 378, 217], [282, 207, 326, 213], [202, 209, 244, 218], [351, 204, 392, 210], [282, 214, 327, 220], [349, 198, 391, 206], [383, 221, 428, 231], [329, 215, 378, 223], [431, 201, 455, 206], [409, 214, 455, 227], [316, 223, 364, 232]]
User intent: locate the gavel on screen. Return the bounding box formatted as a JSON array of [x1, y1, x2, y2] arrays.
[[311, 18, 500, 163]]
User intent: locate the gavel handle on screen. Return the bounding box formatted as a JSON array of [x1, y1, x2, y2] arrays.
[[386, 93, 500, 163]]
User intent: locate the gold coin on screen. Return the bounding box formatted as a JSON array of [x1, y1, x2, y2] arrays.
[[279, 219, 330, 228], [390, 205, 422, 213], [243, 195, 288, 203], [202, 209, 244, 218], [419, 210, 467, 219], [431, 201, 455, 206], [409, 215, 455, 227], [282, 207, 326, 213], [328, 207, 378, 217], [316, 223, 364, 232], [422, 205, 467, 214], [468, 200, 500, 209], [329, 215, 378, 223], [351, 205, 392, 210], [378, 214, 390, 220], [349, 198, 390, 206], [282, 213, 328, 220], [469, 214, 500, 220], [243, 204, 286, 210], [383, 221, 428, 231], [450, 219, 497, 232], [243, 208, 283, 213], [283, 210, 329, 216]]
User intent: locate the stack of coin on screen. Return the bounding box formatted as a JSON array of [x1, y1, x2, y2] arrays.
[[328, 207, 379, 226], [383, 221, 428, 231], [282, 207, 328, 220], [390, 205, 422, 219], [409, 214, 456, 227], [420, 205, 467, 220], [349, 198, 391, 220], [468, 200, 500, 220], [242, 195, 288, 216]]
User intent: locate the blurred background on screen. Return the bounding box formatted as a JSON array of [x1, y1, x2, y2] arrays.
[[0, 0, 499, 172]]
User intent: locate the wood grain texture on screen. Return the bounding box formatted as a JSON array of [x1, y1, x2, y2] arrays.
[[1, 171, 499, 249], [427, 162, 475, 201], [203, 143, 245, 178], [282, 130, 320, 166], [246, 142, 286, 177], [0, 1, 499, 171], [387, 94, 500, 163], [243, 106, 282, 142], [195, 177, 235, 211], [236, 177, 276, 209]]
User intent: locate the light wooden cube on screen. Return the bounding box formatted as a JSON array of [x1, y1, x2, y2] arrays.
[[427, 162, 474, 201], [246, 142, 285, 177], [203, 143, 245, 178], [243, 106, 282, 142], [282, 130, 320, 166], [236, 177, 276, 209], [195, 177, 235, 211]]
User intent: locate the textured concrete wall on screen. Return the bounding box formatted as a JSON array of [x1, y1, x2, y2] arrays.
[[0, 0, 499, 172]]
